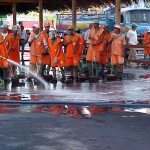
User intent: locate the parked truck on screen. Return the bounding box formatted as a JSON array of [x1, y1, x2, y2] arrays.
[[56, 8, 150, 35]]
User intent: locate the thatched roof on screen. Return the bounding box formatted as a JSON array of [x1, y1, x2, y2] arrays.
[[0, 0, 144, 15]]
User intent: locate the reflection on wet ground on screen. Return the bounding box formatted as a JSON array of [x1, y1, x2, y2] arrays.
[[0, 67, 150, 118]]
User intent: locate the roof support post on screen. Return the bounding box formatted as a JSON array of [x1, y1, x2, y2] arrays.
[[115, 0, 121, 25], [39, 0, 43, 31], [72, 0, 76, 29], [12, 2, 17, 25]]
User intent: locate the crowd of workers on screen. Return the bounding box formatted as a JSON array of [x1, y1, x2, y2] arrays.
[[0, 19, 149, 83]]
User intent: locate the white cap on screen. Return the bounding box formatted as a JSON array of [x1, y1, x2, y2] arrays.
[[32, 24, 39, 28], [1, 24, 9, 29], [50, 27, 55, 31], [44, 22, 50, 27], [147, 27, 150, 32], [114, 24, 121, 29]]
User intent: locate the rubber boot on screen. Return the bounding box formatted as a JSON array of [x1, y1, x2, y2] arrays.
[[61, 74, 66, 83], [41, 64, 46, 76], [95, 63, 99, 78], [87, 62, 92, 77], [3, 68, 10, 83], [100, 64, 105, 79], [37, 64, 43, 77], [78, 61, 83, 74], [50, 68, 57, 84], [117, 71, 123, 80], [112, 65, 118, 76], [3, 68, 7, 80]]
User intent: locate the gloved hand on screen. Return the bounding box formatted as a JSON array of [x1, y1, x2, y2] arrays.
[[44, 45, 48, 51], [53, 57, 58, 64]]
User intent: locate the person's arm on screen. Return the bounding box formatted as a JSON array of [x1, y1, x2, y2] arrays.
[[0, 34, 4, 44], [63, 37, 72, 46], [84, 30, 88, 43], [53, 41, 62, 64], [0, 39, 4, 44], [143, 40, 150, 45], [28, 34, 34, 46], [7, 40, 12, 54], [56, 42, 61, 57], [125, 31, 130, 44], [88, 31, 94, 41], [94, 31, 105, 46], [73, 38, 79, 55], [43, 37, 48, 48], [24, 31, 28, 44], [108, 34, 115, 45]]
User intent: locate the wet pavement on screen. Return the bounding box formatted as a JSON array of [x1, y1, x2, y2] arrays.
[[0, 66, 150, 150], [0, 111, 150, 150]]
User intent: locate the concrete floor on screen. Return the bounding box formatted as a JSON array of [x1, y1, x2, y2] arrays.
[[0, 66, 150, 150], [0, 111, 150, 150]]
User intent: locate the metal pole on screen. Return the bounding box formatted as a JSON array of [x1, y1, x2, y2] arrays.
[[72, 0, 76, 29], [12, 3, 17, 25], [115, 0, 121, 25], [39, 0, 43, 31]]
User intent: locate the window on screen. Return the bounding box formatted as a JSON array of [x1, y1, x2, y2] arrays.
[[126, 10, 150, 23]]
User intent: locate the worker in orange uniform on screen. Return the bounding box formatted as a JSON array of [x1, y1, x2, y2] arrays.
[[100, 24, 111, 78], [41, 22, 51, 75], [47, 30, 66, 84], [109, 25, 125, 80], [63, 25, 79, 81], [8, 25, 20, 78], [27, 24, 48, 81], [74, 28, 85, 77], [0, 24, 12, 82], [143, 27, 150, 62], [86, 19, 104, 78]]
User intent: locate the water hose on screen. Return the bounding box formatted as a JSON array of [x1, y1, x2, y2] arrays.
[[0, 100, 150, 108]]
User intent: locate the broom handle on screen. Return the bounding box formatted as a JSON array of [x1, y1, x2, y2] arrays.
[[111, 36, 114, 75]]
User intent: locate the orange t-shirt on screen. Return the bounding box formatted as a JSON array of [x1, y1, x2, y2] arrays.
[[48, 37, 64, 60], [89, 28, 104, 52], [9, 34, 20, 62], [143, 31, 150, 54], [0, 32, 12, 57], [30, 33, 45, 56], [64, 34, 79, 58], [111, 33, 125, 56]]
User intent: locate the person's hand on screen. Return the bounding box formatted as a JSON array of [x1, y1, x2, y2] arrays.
[[44, 45, 48, 51], [89, 37, 94, 41], [67, 40, 72, 44], [11, 46, 16, 50], [53, 57, 58, 64], [92, 43, 97, 46]]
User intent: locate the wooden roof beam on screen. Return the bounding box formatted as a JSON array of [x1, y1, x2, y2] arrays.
[[0, 0, 38, 3]]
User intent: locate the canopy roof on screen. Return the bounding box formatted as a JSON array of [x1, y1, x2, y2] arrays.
[[0, 0, 142, 15]]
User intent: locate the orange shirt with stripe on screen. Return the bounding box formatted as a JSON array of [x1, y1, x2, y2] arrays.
[[0, 33, 12, 67], [48, 37, 65, 67], [29, 33, 45, 64], [111, 33, 125, 56], [64, 34, 79, 58], [41, 30, 51, 65], [86, 27, 104, 62], [104, 32, 111, 59], [8, 34, 20, 63], [99, 32, 111, 64], [75, 33, 84, 63], [143, 31, 150, 54], [111, 33, 125, 65]]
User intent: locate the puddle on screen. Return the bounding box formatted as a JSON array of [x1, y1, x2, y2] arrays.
[[0, 67, 150, 117]]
